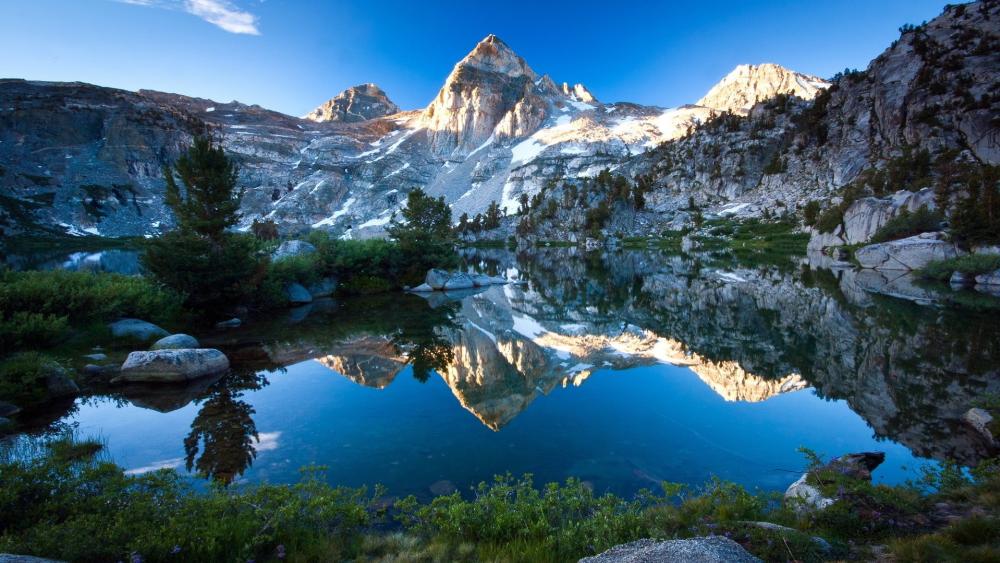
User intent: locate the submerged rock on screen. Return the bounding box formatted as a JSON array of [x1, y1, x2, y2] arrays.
[[215, 318, 242, 329], [580, 536, 761, 562], [272, 240, 316, 261], [409, 283, 434, 292], [113, 349, 229, 384], [855, 233, 961, 271], [108, 319, 169, 342], [152, 334, 200, 350]]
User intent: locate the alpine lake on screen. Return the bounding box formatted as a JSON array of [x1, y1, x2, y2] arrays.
[[6, 244, 1000, 501]]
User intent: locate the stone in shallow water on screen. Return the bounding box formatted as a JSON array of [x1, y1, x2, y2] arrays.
[[286, 282, 313, 305], [113, 349, 229, 384], [425, 268, 450, 289], [443, 272, 475, 290], [580, 536, 761, 563], [215, 318, 242, 329], [409, 283, 434, 292], [151, 333, 200, 350]]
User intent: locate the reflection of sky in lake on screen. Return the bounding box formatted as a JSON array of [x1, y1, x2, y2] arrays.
[[70, 357, 926, 500]]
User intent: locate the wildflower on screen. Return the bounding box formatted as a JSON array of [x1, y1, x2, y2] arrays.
[[276, 545, 286, 559], [130, 553, 142, 563], [171, 546, 182, 555]]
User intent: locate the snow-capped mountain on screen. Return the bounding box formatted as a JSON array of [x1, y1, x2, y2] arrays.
[[0, 35, 828, 238]]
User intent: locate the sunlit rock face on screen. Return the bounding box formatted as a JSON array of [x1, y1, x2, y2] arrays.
[[696, 63, 829, 115], [304, 83, 400, 123], [691, 362, 807, 402], [420, 34, 554, 157]]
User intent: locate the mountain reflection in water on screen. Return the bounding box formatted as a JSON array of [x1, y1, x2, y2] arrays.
[[32, 248, 1000, 491]]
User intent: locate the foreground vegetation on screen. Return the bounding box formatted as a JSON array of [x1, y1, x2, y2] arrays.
[[1, 436, 997, 562]]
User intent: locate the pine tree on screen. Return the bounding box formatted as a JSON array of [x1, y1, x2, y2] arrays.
[[142, 136, 266, 313], [163, 136, 243, 244]]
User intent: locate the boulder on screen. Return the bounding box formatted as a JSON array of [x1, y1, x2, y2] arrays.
[[785, 451, 885, 514], [112, 349, 229, 384], [425, 269, 451, 290], [409, 283, 434, 292], [0, 401, 20, 417], [579, 537, 761, 563], [854, 233, 961, 271], [950, 271, 975, 288], [784, 475, 835, 513], [443, 272, 475, 290], [307, 277, 337, 298], [215, 318, 242, 329], [286, 282, 313, 305], [964, 408, 995, 444], [975, 269, 1000, 286], [152, 333, 200, 350], [43, 362, 80, 398], [272, 240, 316, 261], [108, 319, 169, 342]]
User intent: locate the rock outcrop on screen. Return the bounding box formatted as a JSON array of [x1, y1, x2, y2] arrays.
[[854, 232, 961, 270]]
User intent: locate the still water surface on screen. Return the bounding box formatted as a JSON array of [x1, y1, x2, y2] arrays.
[[17, 248, 1000, 499]]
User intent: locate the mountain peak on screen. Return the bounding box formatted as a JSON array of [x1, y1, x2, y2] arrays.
[[696, 63, 830, 115], [304, 83, 399, 123], [452, 34, 536, 79]]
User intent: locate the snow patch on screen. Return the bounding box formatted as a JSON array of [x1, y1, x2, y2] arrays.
[[312, 197, 356, 228]]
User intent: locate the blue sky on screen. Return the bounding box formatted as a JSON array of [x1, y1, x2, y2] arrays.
[[1, 0, 948, 116]]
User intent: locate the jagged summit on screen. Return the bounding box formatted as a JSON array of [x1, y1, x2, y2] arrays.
[[696, 63, 829, 115], [452, 34, 537, 78], [304, 83, 399, 123], [420, 34, 557, 156]]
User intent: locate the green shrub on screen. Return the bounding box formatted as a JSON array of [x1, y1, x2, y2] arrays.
[[0, 311, 69, 351], [870, 205, 942, 243], [0, 451, 379, 562], [815, 205, 844, 234], [917, 254, 1000, 281], [803, 200, 821, 226], [0, 353, 69, 406], [0, 270, 181, 325], [143, 231, 269, 314]]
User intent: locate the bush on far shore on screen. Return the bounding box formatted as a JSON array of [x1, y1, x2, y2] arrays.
[[918, 253, 1000, 282]]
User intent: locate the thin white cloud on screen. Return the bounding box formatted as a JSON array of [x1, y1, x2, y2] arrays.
[[184, 0, 261, 35], [113, 0, 261, 35]]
